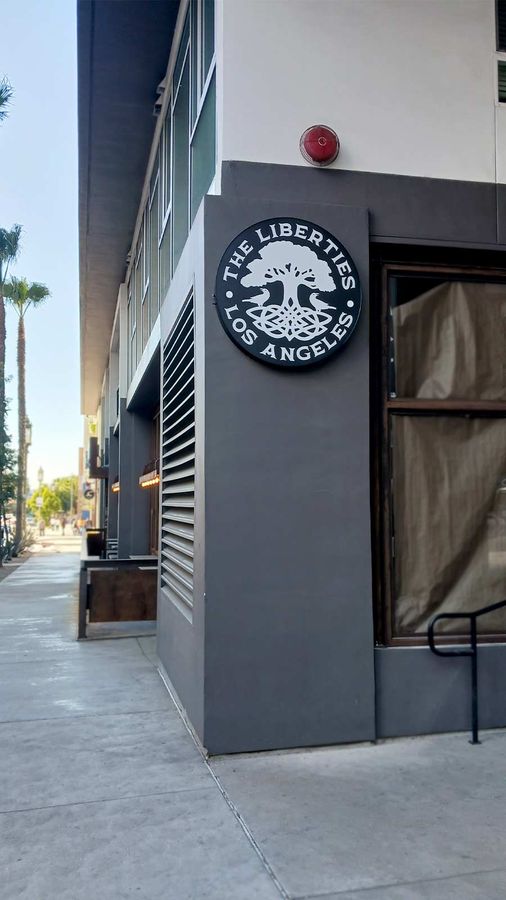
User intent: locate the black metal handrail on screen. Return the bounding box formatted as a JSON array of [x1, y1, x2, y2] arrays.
[[428, 598, 506, 744]]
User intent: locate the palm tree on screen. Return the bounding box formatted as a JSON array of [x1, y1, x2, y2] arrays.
[[0, 88, 18, 563], [4, 277, 50, 549], [0, 225, 22, 433], [0, 226, 22, 561], [0, 77, 13, 123]]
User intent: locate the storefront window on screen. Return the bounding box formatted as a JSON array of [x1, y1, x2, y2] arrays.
[[390, 277, 506, 401], [381, 268, 506, 641], [392, 415, 506, 636]]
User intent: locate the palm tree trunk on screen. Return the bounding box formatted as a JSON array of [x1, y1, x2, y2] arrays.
[[0, 291, 5, 426], [15, 315, 25, 550], [0, 292, 6, 566]]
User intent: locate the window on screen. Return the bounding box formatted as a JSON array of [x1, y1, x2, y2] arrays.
[[172, 43, 190, 270], [202, 0, 215, 86], [135, 244, 143, 361], [142, 292, 149, 351], [497, 0, 506, 51], [125, 0, 215, 385], [141, 212, 150, 351], [127, 284, 136, 383], [149, 175, 159, 326], [497, 3, 506, 100], [171, 1, 216, 266], [499, 61, 506, 103], [378, 265, 506, 643], [191, 0, 215, 126], [161, 114, 171, 224], [155, 1, 216, 298], [190, 0, 216, 224], [159, 224, 171, 309], [127, 294, 131, 380], [190, 71, 215, 222]]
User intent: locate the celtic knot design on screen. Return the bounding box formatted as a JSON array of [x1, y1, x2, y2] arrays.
[[246, 303, 332, 342]]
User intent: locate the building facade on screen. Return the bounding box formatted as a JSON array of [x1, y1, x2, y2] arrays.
[[79, 0, 506, 753]]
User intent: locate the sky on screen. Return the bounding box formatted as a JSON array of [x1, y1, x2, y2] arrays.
[[1, 0, 81, 488]]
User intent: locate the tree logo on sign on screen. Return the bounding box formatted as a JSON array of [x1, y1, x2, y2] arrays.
[[214, 218, 361, 368]]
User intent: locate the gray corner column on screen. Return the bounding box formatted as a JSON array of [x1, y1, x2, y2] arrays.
[[202, 194, 375, 754], [117, 400, 151, 558]]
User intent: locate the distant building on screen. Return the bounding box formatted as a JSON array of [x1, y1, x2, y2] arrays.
[[78, 0, 506, 753]]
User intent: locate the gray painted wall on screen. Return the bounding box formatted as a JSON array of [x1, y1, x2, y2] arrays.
[[155, 161, 506, 754], [202, 196, 374, 753], [156, 210, 207, 743], [221, 162, 506, 250], [375, 646, 506, 738]]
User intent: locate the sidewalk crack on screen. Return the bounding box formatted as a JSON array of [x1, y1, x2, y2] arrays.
[[157, 665, 289, 899], [0, 784, 216, 816]]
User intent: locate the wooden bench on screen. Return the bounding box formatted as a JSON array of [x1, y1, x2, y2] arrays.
[[78, 557, 158, 639]]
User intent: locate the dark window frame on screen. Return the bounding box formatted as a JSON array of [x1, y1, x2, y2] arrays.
[[372, 256, 506, 647]]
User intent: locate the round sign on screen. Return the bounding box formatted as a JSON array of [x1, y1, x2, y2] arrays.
[[84, 489, 95, 500], [214, 217, 361, 368]]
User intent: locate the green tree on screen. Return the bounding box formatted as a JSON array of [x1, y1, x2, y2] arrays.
[[52, 476, 78, 515], [4, 277, 50, 548], [0, 77, 13, 123], [27, 486, 61, 526]]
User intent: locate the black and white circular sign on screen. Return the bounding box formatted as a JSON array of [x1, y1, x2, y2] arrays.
[[215, 217, 361, 368]]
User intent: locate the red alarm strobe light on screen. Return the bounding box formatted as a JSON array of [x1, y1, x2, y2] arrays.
[[300, 125, 340, 167]]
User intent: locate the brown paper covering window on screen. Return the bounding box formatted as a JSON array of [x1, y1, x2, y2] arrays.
[[392, 281, 506, 401], [389, 280, 506, 636], [392, 416, 506, 636]]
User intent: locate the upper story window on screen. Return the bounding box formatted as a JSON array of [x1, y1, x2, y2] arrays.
[[127, 284, 135, 383], [169, 0, 216, 267], [499, 61, 506, 103], [191, 0, 215, 127], [497, 0, 506, 51], [125, 0, 216, 383], [497, 2, 506, 101]]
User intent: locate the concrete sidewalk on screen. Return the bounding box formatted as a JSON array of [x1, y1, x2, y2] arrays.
[[1, 551, 506, 899]]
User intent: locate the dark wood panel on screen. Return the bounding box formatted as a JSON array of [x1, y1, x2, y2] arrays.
[[89, 568, 157, 622]]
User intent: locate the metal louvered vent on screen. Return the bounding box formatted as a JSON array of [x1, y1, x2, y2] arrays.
[[160, 296, 195, 610], [498, 1, 506, 51], [499, 62, 506, 103]]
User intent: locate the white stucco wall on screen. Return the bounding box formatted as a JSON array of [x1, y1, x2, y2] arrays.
[[220, 0, 501, 183]]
